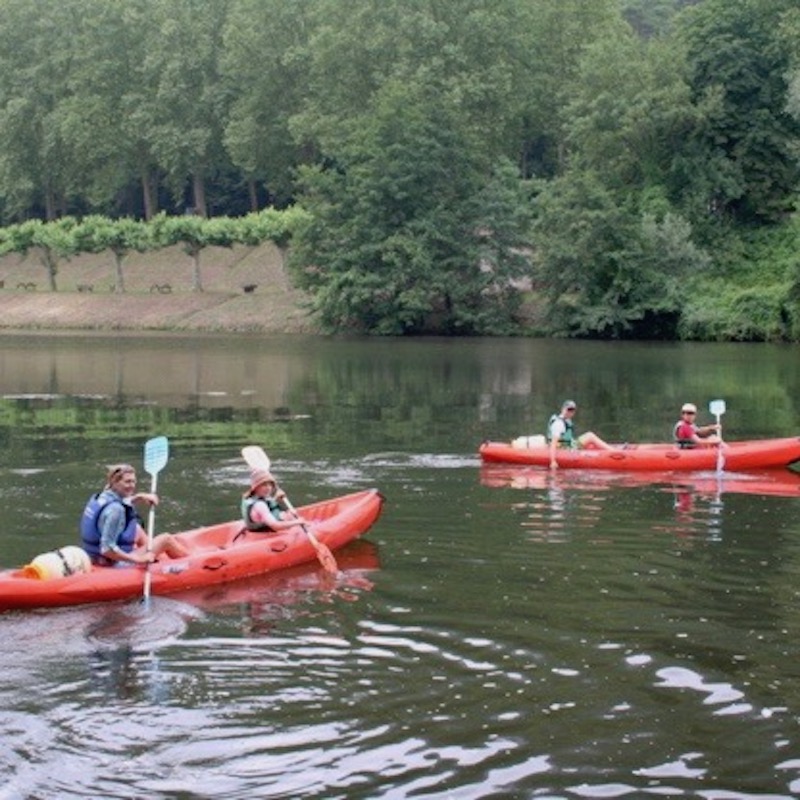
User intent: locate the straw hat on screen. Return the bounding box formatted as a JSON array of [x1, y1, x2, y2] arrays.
[[249, 468, 276, 493]]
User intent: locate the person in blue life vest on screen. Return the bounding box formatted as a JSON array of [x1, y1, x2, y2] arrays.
[[547, 399, 615, 470], [673, 402, 722, 448], [80, 463, 189, 566], [241, 468, 308, 533]]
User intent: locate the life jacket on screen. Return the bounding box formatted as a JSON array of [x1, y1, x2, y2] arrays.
[[673, 421, 696, 449], [546, 413, 575, 447], [241, 495, 284, 532], [80, 491, 138, 561]]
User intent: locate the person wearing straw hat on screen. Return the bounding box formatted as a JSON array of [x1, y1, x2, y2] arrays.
[[673, 402, 722, 448], [242, 468, 308, 533], [80, 463, 188, 566]]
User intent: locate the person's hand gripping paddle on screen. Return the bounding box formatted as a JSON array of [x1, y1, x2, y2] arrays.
[[142, 436, 169, 604], [241, 446, 338, 574]]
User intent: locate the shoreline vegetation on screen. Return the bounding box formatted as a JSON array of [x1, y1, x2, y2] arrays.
[[0, 243, 320, 335]]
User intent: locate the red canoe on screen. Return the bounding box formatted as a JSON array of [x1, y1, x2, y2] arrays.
[[0, 488, 384, 612], [479, 437, 800, 472]]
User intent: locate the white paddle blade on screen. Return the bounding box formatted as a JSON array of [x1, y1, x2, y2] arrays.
[[144, 436, 169, 477], [242, 446, 271, 471], [709, 399, 726, 417]]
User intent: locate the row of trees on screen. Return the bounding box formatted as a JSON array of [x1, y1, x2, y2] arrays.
[[0, 208, 308, 293], [1, 0, 800, 338]]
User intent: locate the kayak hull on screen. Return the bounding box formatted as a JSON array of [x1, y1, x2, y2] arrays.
[[0, 488, 384, 612], [479, 437, 800, 472]]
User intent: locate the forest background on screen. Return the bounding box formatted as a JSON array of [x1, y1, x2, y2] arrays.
[[1, 0, 800, 340]]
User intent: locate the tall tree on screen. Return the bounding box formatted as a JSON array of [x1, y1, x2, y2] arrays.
[[677, 0, 800, 223], [220, 0, 313, 208], [292, 77, 531, 335], [0, 0, 81, 220], [142, 0, 233, 217], [53, 0, 163, 218]]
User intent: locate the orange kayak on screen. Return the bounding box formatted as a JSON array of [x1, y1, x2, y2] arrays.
[[479, 437, 800, 472], [0, 488, 384, 612]]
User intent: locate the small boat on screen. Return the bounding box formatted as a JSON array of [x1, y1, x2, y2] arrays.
[[480, 464, 800, 498], [0, 488, 384, 612], [479, 437, 800, 472]]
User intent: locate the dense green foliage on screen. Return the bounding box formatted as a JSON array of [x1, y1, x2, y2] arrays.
[[0, 0, 799, 338]]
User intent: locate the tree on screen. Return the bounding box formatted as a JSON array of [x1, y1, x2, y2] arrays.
[[151, 213, 238, 292], [73, 216, 152, 293], [677, 0, 800, 223], [56, 0, 163, 219], [3, 217, 78, 291], [220, 0, 314, 208], [532, 170, 708, 338], [141, 0, 233, 217], [292, 77, 531, 335], [0, 0, 80, 220]]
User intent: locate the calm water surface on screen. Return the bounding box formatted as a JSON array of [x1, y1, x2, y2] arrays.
[[1, 334, 800, 799]]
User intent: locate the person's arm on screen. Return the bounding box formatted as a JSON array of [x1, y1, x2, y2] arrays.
[[250, 499, 306, 531], [132, 492, 158, 507], [98, 504, 151, 564], [549, 418, 564, 469], [695, 422, 720, 437]]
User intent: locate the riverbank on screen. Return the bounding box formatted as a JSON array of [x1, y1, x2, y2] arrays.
[[0, 243, 319, 334]]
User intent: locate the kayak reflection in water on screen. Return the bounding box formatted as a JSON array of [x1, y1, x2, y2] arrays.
[[80, 463, 189, 567]]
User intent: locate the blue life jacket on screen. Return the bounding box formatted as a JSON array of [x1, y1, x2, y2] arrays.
[[80, 491, 138, 561], [546, 413, 576, 447], [241, 495, 284, 531]]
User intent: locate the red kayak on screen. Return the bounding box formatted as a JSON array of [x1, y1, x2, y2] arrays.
[[0, 488, 384, 612], [479, 437, 800, 472]]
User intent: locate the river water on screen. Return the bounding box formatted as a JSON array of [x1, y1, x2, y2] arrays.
[[1, 333, 800, 799]]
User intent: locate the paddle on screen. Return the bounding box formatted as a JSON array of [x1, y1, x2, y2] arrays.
[[142, 435, 169, 604], [241, 445, 339, 574], [709, 398, 726, 473]]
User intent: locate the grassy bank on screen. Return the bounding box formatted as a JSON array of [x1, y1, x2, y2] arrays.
[[0, 243, 319, 334]]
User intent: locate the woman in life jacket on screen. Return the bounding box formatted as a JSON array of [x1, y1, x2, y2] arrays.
[[80, 463, 188, 566], [241, 468, 308, 533]]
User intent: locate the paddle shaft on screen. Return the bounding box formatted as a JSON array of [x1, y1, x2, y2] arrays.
[[709, 399, 726, 474], [142, 471, 158, 602], [278, 484, 339, 575], [142, 436, 169, 604]]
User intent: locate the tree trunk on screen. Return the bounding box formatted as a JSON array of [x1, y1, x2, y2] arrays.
[[192, 173, 207, 218], [190, 246, 203, 292], [142, 170, 158, 221], [248, 179, 259, 212], [44, 188, 57, 222], [113, 249, 126, 293], [39, 247, 58, 291]]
